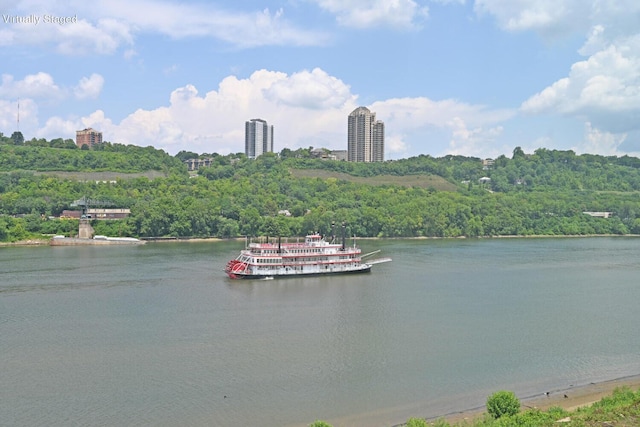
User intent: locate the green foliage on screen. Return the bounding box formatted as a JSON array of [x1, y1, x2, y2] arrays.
[[308, 421, 333, 427], [306, 387, 640, 427], [487, 148, 640, 192], [406, 417, 428, 427], [0, 143, 186, 174], [11, 131, 24, 146], [486, 391, 520, 419], [3, 146, 640, 241], [591, 386, 639, 410]]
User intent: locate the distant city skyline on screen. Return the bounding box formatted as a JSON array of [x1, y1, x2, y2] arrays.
[[1, 1, 639, 160], [245, 119, 273, 159]]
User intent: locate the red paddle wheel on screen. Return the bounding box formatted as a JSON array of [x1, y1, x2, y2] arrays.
[[225, 260, 248, 278]]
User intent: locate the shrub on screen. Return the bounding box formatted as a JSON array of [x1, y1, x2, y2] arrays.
[[309, 421, 333, 427], [406, 417, 428, 427], [486, 390, 520, 419]]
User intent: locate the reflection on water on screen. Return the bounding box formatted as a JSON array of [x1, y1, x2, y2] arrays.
[[1, 238, 639, 426]]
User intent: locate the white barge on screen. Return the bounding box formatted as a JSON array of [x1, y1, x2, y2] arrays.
[[50, 235, 145, 246]]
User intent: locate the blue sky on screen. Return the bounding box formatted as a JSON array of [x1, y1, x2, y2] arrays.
[[1, 0, 639, 159]]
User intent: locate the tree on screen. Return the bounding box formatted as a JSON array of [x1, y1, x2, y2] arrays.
[[512, 146, 525, 159], [175, 150, 199, 161], [486, 390, 520, 419], [11, 131, 24, 145], [309, 421, 332, 427]]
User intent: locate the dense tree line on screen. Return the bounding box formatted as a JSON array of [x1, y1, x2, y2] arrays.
[[0, 141, 185, 173], [487, 147, 640, 192], [2, 146, 640, 242]]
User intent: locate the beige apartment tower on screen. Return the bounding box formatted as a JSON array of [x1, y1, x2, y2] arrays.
[[347, 107, 384, 162]]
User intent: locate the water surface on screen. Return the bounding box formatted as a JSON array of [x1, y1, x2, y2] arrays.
[[1, 237, 639, 426]]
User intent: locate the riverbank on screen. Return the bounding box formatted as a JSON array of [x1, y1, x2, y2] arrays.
[[0, 236, 230, 247], [439, 374, 640, 425], [3, 233, 640, 247], [0, 238, 50, 246]]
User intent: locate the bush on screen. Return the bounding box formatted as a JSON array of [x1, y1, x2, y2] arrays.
[[309, 421, 333, 427], [406, 417, 428, 427], [486, 390, 520, 419]]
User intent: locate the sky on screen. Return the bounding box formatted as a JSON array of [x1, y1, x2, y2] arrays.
[[1, 0, 639, 160]]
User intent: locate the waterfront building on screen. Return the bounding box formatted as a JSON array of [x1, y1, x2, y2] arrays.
[[245, 119, 274, 159], [347, 107, 384, 162], [76, 128, 102, 149]]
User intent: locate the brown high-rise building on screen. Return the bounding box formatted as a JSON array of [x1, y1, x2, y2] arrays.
[[76, 128, 103, 148]]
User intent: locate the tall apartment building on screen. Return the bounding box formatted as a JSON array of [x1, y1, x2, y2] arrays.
[[245, 119, 274, 159], [76, 128, 103, 148], [347, 107, 384, 162]]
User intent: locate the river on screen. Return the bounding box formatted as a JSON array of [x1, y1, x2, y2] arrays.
[[1, 237, 639, 426]]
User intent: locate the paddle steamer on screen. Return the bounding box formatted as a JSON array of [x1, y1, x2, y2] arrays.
[[225, 226, 390, 279]]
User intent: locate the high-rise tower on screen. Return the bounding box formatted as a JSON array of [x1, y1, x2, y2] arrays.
[[245, 119, 274, 159], [347, 107, 384, 162]]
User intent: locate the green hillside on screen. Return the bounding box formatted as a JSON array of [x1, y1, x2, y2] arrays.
[[0, 143, 185, 175], [2, 144, 640, 242]]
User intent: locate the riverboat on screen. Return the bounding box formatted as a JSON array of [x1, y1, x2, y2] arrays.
[[225, 232, 390, 280]]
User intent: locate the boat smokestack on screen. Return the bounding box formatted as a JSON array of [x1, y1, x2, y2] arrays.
[[341, 222, 346, 251], [278, 236, 281, 254], [331, 222, 336, 244]]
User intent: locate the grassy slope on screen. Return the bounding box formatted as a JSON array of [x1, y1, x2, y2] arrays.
[[289, 168, 458, 191], [440, 386, 640, 427], [32, 170, 168, 180]]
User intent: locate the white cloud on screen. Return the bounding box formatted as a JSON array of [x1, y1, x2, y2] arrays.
[[446, 117, 506, 157], [431, 0, 464, 4], [20, 68, 515, 158], [36, 115, 83, 140], [384, 134, 408, 155], [0, 72, 64, 100], [264, 68, 354, 109], [474, 0, 640, 43], [55, 18, 134, 55], [522, 42, 640, 133], [26, 69, 353, 154], [372, 97, 514, 129], [370, 96, 515, 158], [313, 0, 429, 29], [479, 1, 640, 142], [474, 0, 577, 34], [74, 74, 104, 100], [0, 0, 329, 55], [0, 72, 106, 104], [0, 98, 38, 132], [101, 2, 329, 48], [576, 122, 629, 156], [0, 13, 134, 55]]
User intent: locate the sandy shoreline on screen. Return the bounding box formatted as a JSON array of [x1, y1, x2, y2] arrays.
[[440, 374, 640, 424]]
